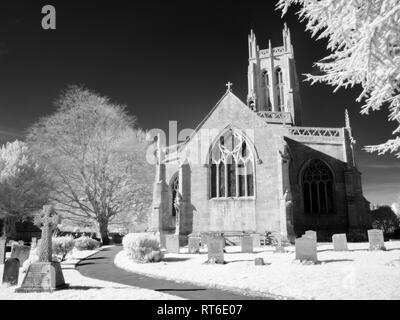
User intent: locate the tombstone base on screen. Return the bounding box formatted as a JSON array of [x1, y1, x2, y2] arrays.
[[15, 261, 68, 293]]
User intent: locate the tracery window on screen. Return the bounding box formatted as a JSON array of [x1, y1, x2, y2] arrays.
[[210, 129, 255, 198], [302, 159, 334, 214], [276, 67, 284, 111]]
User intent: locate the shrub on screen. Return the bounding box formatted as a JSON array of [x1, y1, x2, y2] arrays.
[[122, 233, 163, 263], [52, 235, 75, 261], [74, 235, 100, 251]]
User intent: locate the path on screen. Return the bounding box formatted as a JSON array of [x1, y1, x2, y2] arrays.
[[76, 246, 273, 300]]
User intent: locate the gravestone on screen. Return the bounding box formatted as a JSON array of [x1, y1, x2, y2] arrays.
[[304, 230, 317, 243], [188, 237, 201, 254], [332, 234, 348, 251], [200, 234, 208, 248], [250, 233, 261, 248], [165, 234, 180, 254], [15, 205, 68, 293], [240, 235, 253, 253], [10, 245, 31, 265], [0, 239, 6, 264], [2, 258, 20, 286], [31, 237, 37, 249], [295, 236, 317, 263], [274, 235, 286, 253], [207, 236, 224, 264], [254, 258, 264, 266], [368, 229, 386, 251], [18, 240, 24, 245]]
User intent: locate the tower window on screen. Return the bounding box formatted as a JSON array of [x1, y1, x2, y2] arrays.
[[276, 67, 284, 111]]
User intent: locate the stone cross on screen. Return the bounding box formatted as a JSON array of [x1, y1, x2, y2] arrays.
[[226, 82, 233, 92], [38, 205, 56, 262]]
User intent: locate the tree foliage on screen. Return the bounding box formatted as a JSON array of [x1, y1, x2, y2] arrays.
[[277, 0, 400, 156], [371, 205, 399, 235], [0, 140, 52, 239], [27, 86, 154, 245]]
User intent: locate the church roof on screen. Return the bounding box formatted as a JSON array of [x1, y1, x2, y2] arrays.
[[177, 90, 250, 152]]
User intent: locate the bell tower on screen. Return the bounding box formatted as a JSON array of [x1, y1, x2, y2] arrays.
[[247, 24, 302, 125]]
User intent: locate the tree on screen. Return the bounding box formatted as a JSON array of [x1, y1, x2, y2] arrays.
[[277, 0, 400, 156], [27, 86, 154, 245], [0, 140, 52, 240], [370, 205, 399, 235]]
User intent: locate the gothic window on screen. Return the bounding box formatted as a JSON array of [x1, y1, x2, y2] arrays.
[[275, 67, 284, 111], [302, 159, 334, 214], [261, 70, 269, 87], [210, 129, 255, 199], [171, 175, 179, 216]]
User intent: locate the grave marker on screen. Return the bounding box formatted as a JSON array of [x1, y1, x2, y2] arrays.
[[332, 234, 348, 251], [207, 236, 224, 264], [10, 245, 31, 265], [250, 233, 261, 248], [2, 258, 20, 286], [188, 237, 201, 254], [254, 258, 264, 266], [295, 236, 317, 262], [240, 235, 253, 253], [15, 205, 68, 293], [31, 237, 38, 249], [165, 234, 180, 254], [304, 230, 317, 243], [368, 229, 386, 251]]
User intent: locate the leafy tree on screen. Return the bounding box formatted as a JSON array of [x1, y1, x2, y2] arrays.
[[278, 0, 400, 156], [27, 86, 154, 245], [371, 205, 399, 235], [0, 140, 51, 239]]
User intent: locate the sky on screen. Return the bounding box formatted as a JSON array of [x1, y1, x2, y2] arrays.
[[0, 0, 399, 205]]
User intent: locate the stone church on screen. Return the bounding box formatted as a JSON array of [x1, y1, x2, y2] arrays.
[[150, 25, 370, 243]]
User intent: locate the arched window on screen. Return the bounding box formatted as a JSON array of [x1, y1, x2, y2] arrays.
[[210, 129, 255, 199], [275, 67, 284, 111], [302, 159, 334, 214], [261, 70, 269, 87], [171, 175, 179, 216]]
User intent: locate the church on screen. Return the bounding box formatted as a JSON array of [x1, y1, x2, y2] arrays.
[[150, 25, 371, 243]]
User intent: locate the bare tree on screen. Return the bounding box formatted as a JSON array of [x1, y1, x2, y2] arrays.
[[27, 86, 154, 244]]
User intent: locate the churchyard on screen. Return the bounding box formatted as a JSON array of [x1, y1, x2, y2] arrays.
[[0, 244, 180, 300], [115, 231, 400, 300]]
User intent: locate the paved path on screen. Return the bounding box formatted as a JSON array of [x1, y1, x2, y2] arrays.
[[76, 246, 273, 300]]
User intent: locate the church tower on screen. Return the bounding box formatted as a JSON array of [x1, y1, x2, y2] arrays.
[[247, 24, 302, 125]]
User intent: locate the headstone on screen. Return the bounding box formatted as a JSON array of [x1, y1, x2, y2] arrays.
[[15, 262, 66, 293], [15, 205, 68, 293], [295, 236, 317, 263], [254, 258, 264, 266], [200, 234, 208, 249], [240, 235, 253, 253], [368, 229, 386, 251], [165, 234, 179, 254], [18, 240, 24, 245], [207, 236, 224, 264], [304, 230, 317, 243], [0, 239, 6, 264], [2, 258, 20, 286], [31, 237, 37, 249], [10, 245, 31, 265], [332, 234, 348, 251], [274, 234, 286, 253], [188, 237, 201, 254], [250, 233, 261, 248]]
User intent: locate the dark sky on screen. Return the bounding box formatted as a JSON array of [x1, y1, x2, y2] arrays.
[[0, 0, 399, 205]]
